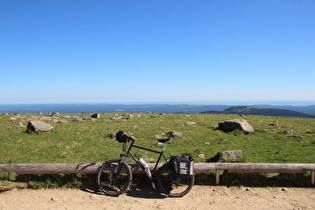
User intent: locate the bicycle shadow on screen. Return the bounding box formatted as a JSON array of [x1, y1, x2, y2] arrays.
[[126, 186, 166, 199], [80, 182, 166, 199]]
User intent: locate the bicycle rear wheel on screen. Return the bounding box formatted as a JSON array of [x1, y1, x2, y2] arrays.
[[157, 162, 194, 197], [97, 159, 132, 196]]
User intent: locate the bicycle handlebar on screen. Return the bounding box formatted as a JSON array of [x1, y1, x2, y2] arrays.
[[125, 133, 134, 142]]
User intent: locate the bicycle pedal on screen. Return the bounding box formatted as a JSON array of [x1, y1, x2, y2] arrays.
[[151, 182, 156, 190]]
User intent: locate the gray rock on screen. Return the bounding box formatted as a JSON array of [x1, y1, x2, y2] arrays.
[[91, 113, 100, 118], [68, 117, 83, 122], [51, 119, 59, 123], [167, 131, 184, 138], [27, 121, 53, 132], [269, 123, 280, 128], [15, 122, 26, 128], [283, 130, 294, 135], [218, 119, 254, 132], [82, 117, 96, 122], [288, 135, 303, 139], [185, 122, 196, 126], [52, 112, 59, 117], [209, 150, 243, 162]]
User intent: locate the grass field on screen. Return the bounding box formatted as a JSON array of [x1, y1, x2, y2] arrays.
[[1, 112, 314, 189], [1, 112, 314, 164]]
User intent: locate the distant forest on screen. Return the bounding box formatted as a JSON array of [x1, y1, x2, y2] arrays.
[[201, 106, 315, 118]]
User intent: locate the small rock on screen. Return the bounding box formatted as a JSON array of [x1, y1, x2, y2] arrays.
[[110, 117, 123, 121], [269, 123, 280, 128], [198, 154, 205, 158], [288, 135, 303, 139], [52, 112, 59, 117], [194, 150, 201, 154], [184, 122, 196, 126], [68, 117, 83, 122], [91, 113, 100, 118], [15, 122, 26, 128], [167, 131, 184, 138], [283, 130, 294, 135], [82, 117, 95, 122]]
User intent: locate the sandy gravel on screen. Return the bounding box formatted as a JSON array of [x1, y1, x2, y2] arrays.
[[1, 185, 315, 210]]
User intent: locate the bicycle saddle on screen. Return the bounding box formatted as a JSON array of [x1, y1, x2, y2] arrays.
[[157, 138, 171, 143]]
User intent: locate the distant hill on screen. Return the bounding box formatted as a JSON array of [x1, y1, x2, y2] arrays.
[[200, 106, 315, 118], [251, 105, 315, 116]]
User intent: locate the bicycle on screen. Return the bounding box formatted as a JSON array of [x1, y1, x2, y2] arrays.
[[97, 131, 194, 197]]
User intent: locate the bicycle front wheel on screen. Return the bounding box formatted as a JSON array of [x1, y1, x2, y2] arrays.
[[97, 159, 132, 196], [157, 163, 194, 197]]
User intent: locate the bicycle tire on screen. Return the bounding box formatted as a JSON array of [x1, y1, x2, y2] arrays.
[[97, 159, 132, 196], [157, 162, 194, 197]]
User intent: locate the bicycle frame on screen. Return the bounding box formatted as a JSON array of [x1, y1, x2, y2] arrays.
[[120, 138, 169, 173]]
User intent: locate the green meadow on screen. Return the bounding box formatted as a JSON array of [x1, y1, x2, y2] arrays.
[[1, 112, 315, 189], [1, 112, 314, 164]]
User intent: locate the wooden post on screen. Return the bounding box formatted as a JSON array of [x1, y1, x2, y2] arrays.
[[5, 172, 10, 180], [216, 170, 220, 185], [312, 171, 315, 185]]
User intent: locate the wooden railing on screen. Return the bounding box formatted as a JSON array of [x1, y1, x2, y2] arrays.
[[1, 163, 314, 185]]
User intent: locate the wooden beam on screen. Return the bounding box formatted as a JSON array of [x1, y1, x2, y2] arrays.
[[1, 163, 102, 174], [215, 163, 315, 173], [0, 163, 314, 176], [0, 163, 162, 174]]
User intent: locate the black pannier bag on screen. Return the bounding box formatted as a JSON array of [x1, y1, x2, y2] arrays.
[[170, 156, 194, 176]]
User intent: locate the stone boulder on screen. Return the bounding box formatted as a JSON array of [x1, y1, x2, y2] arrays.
[[218, 119, 254, 132], [208, 150, 243, 162], [27, 121, 53, 132], [91, 113, 100, 118]]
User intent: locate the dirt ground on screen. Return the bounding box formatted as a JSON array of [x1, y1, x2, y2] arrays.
[[1, 185, 315, 210]]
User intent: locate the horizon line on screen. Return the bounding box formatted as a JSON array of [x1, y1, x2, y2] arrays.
[[1, 100, 315, 106]]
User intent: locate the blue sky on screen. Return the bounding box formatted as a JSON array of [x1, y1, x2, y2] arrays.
[[1, 0, 314, 104]]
